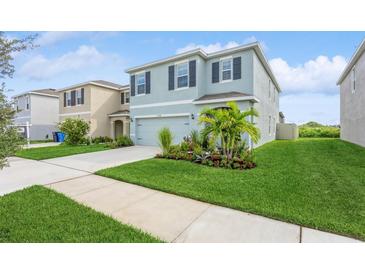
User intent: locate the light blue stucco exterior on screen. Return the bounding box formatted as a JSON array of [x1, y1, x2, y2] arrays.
[[127, 44, 280, 147]]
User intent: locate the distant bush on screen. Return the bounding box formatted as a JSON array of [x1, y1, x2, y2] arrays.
[[116, 135, 134, 147], [92, 136, 113, 144], [299, 126, 340, 138], [58, 118, 90, 145]]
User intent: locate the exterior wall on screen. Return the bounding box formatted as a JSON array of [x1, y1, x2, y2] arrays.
[[59, 85, 92, 116], [13, 93, 59, 140], [13, 94, 31, 125], [90, 85, 121, 137], [252, 52, 280, 147], [205, 49, 254, 95], [340, 52, 365, 147], [30, 94, 59, 125]]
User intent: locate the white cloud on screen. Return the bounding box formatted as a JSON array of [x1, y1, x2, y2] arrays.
[[20, 45, 106, 80], [35, 32, 80, 46], [280, 93, 340, 125], [270, 55, 347, 94], [176, 36, 268, 54]]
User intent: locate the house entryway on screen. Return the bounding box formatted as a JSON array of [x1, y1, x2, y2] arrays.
[[114, 120, 124, 138], [109, 111, 130, 139]]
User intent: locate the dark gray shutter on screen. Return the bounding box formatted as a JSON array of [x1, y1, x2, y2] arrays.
[[189, 60, 196, 87], [145, 71, 151, 94], [71, 90, 76, 106], [63, 92, 66, 107], [121, 92, 125, 104], [233, 57, 241, 80], [212, 62, 219, 83], [168, 65, 174, 90], [130, 75, 135, 96], [81, 88, 84, 104]]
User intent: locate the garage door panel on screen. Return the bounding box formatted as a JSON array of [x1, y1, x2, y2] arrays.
[[136, 116, 190, 146]]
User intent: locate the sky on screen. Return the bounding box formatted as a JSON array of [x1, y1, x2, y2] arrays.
[[3, 31, 365, 125]]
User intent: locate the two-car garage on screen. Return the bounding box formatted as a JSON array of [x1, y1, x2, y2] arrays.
[[135, 115, 191, 146]]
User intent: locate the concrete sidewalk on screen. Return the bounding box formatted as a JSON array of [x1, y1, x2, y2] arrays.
[[46, 174, 362, 243]]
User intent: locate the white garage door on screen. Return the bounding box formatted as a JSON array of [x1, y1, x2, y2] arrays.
[[136, 116, 190, 146]]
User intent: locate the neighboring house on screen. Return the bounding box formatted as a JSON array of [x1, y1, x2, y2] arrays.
[[12, 89, 59, 140], [337, 39, 365, 147], [126, 42, 281, 147], [57, 80, 130, 139]]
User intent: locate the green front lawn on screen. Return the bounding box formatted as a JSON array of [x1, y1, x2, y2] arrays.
[[96, 138, 365, 240], [16, 144, 111, 160], [0, 186, 161, 243]]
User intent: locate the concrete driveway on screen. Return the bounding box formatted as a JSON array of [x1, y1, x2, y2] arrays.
[[42, 145, 160, 172], [0, 157, 88, 196], [0, 146, 159, 196]]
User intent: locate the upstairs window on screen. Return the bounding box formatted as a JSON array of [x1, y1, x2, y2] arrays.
[[351, 67, 356, 94], [26, 96, 30, 110], [136, 73, 145, 95], [125, 92, 130, 103], [76, 90, 82, 105], [66, 92, 71, 107], [269, 79, 272, 98], [176, 62, 188, 88], [221, 59, 232, 81]]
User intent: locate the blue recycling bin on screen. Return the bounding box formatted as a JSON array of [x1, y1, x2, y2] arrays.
[[56, 132, 65, 142]]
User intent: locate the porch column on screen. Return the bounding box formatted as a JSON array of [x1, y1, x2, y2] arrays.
[[110, 120, 115, 140]]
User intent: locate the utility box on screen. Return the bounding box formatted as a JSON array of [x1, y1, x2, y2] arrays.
[[276, 123, 299, 140]]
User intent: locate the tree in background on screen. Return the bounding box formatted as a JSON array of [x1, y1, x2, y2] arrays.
[[0, 32, 36, 169]]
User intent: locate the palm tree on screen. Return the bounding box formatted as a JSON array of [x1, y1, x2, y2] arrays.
[[199, 101, 260, 160]]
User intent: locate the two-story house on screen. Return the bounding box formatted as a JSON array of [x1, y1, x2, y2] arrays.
[[126, 42, 281, 147], [337, 38, 365, 147], [57, 80, 130, 139], [12, 89, 59, 140]]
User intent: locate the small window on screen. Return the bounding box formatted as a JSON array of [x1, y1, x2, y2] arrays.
[[125, 92, 130, 103], [351, 67, 356, 94], [26, 96, 30, 110], [269, 115, 272, 135], [66, 92, 71, 107], [273, 87, 276, 102], [221, 59, 232, 81], [176, 62, 188, 88], [269, 80, 272, 98], [136, 73, 145, 95], [76, 90, 82, 105]]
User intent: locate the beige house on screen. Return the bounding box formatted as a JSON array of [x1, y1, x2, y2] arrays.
[[58, 80, 130, 139], [337, 39, 365, 147]]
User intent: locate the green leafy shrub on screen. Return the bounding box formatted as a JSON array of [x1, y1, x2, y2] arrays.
[[58, 118, 90, 145], [299, 126, 340, 138], [116, 135, 134, 147], [158, 127, 173, 155], [92, 136, 113, 144]]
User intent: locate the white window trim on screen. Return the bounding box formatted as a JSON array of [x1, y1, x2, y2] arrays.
[[65, 92, 72, 107], [175, 61, 189, 89], [351, 66, 356, 94], [136, 72, 146, 95], [124, 91, 130, 104], [221, 58, 233, 83], [26, 96, 30, 110], [76, 89, 82, 106]]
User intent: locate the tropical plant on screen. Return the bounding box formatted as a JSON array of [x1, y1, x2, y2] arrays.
[[158, 127, 173, 155], [199, 101, 260, 160], [58, 118, 90, 145]]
